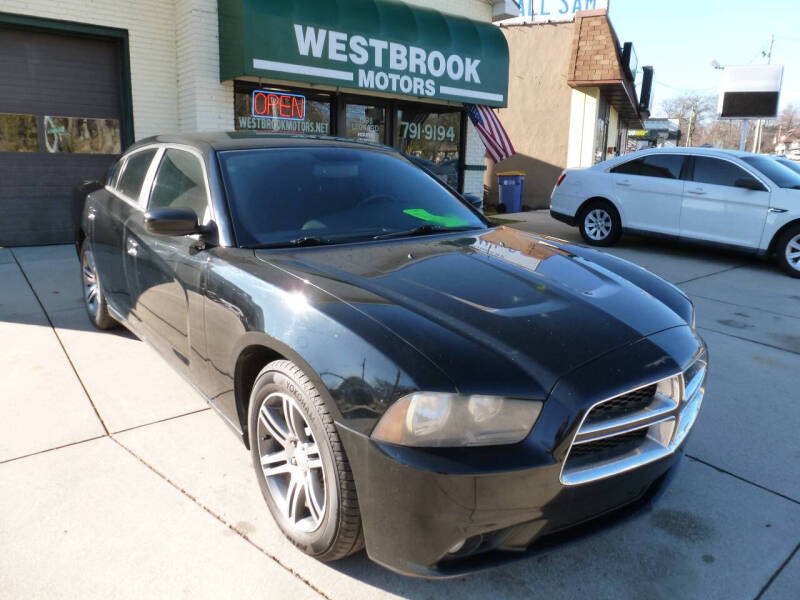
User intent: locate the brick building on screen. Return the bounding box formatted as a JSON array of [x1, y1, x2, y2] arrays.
[[487, 7, 653, 209], [0, 0, 518, 245]]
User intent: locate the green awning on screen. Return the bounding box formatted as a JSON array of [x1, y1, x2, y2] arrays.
[[218, 0, 509, 107]]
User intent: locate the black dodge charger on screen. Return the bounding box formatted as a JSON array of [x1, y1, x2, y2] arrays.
[[78, 133, 707, 577]]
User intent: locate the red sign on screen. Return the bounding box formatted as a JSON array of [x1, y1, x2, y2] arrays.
[[252, 90, 306, 120]]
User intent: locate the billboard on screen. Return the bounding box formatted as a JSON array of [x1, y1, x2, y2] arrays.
[[717, 65, 783, 119], [498, 0, 609, 24]]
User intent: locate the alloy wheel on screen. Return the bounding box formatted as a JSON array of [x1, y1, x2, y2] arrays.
[[585, 208, 613, 241], [82, 249, 99, 318], [786, 233, 800, 272], [257, 392, 326, 533]]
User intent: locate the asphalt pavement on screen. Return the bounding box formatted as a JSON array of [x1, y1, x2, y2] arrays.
[[1, 213, 798, 599]]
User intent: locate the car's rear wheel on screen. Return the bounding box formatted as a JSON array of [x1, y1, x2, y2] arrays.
[[578, 201, 621, 246], [776, 225, 800, 278], [80, 239, 117, 330], [248, 360, 363, 560]]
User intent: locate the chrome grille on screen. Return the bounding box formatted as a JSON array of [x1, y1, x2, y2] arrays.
[[584, 384, 657, 424], [561, 355, 707, 486], [567, 428, 648, 460]]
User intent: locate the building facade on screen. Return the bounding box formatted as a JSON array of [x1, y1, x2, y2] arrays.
[[0, 0, 516, 245], [487, 8, 651, 209]]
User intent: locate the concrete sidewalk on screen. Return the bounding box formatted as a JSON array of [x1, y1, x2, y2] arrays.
[[1, 233, 798, 599]]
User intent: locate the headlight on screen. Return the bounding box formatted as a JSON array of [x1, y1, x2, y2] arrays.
[[371, 392, 542, 447]]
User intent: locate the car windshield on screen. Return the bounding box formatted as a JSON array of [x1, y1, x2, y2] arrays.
[[741, 156, 800, 189], [776, 157, 800, 176], [218, 146, 487, 248]]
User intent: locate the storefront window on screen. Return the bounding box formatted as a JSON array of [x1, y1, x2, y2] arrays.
[[0, 113, 39, 152], [344, 103, 386, 143], [234, 83, 331, 135], [594, 96, 610, 164], [43, 116, 121, 154], [397, 108, 461, 189]]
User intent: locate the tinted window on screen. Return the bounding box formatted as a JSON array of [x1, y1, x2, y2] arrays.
[[692, 157, 751, 187], [117, 149, 157, 202], [610, 158, 642, 175], [742, 156, 800, 189], [611, 154, 684, 179], [149, 149, 209, 220], [218, 147, 486, 248]]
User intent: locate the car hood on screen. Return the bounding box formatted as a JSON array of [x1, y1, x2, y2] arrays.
[[255, 227, 687, 397]]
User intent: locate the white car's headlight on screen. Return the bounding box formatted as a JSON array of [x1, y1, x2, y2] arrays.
[[371, 392, 542, 447]]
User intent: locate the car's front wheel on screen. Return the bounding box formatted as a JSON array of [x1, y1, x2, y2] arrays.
[[80, 239, 117, 330], [578, 200, 622, 246], [248, 360, 363, 561], [776, 224, 800, 278]]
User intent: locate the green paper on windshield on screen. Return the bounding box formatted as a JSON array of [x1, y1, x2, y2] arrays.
[[403, 208, 470, 228]]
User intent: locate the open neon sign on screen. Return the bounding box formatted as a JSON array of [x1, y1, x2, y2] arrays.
[[252, 90, 306, 121]]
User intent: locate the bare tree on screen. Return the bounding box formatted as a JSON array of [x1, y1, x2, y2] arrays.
[[660, 94, 716, 146], [778, 104, 798, 130]]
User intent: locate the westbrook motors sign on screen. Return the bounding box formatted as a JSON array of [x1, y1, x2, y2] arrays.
[[283, 25, 488, 101], [219, 0, 510, 107]]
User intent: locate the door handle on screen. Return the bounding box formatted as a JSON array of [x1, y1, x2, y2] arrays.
[[617, 179, 632, 187], [688, 188, 707, 195], [127, 240, 138, 257]]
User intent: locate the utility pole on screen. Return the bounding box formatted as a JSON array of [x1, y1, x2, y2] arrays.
[[752, 34, 775, 153], [686, 105, 697, 147]]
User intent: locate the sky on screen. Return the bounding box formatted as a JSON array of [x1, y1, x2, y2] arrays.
[[607, 0, 800, 117]]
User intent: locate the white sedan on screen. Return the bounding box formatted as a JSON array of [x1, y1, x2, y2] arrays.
[[550, 147, 800, 278]]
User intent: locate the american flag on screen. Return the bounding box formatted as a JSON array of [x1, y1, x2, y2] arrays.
[[466, 104, 515, 163]]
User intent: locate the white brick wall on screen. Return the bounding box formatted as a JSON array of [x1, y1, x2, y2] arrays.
[[404, 0, 492, 21], [6, 0, 490, 182], [174, 0, 234, 132]]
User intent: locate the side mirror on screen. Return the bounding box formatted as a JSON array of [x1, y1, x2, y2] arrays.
[[144, 207, 204, 237], [734, 177, 765, 192], [463, 193, 484, 212]]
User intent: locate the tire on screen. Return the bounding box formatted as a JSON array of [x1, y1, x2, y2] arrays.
[[80, 238, 117, 330], [248, 360, 363, 561], [775, 224, 800, 278], [578, 200, 622, 246]]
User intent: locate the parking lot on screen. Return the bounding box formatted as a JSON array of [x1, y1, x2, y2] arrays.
[[1, 212, 798, 599]]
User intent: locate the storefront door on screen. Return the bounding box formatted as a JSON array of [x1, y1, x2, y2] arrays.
[[342, 100, 388, 145]]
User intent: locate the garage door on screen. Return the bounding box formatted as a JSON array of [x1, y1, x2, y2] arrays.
[[0, 26, 125, 245]]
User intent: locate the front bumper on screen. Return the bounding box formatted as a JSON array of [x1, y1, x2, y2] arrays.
[[337, 326, 705, 578], [338, 424, 684, 578]]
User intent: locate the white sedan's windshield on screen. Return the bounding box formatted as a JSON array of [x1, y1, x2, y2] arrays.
[[742, 156, 800, 189]]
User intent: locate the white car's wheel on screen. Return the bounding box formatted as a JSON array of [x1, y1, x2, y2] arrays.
[[578, 201, 621, 246], [776, 225, 800, 278]]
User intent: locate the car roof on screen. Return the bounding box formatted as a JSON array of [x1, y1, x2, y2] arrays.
[[126, 132, 398, 155], [609, 146, 761, 162]]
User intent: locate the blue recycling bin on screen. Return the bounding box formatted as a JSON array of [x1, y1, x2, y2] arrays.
[[498, 171, 525, 213]]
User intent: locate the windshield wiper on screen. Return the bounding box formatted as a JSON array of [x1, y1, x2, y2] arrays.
[[249, 236, 336, 249], [372, 225, 480, 241]]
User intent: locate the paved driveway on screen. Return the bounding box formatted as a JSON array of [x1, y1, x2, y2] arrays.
[[1, 216, 798, 599]]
